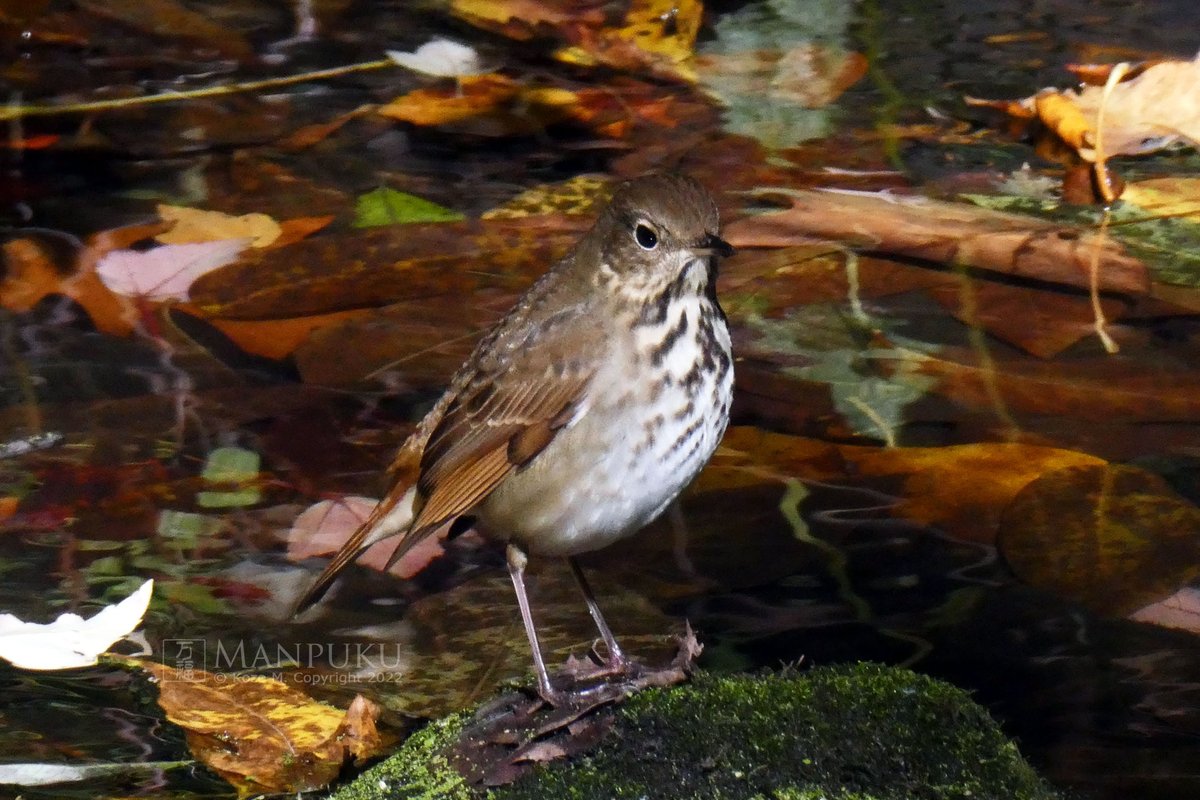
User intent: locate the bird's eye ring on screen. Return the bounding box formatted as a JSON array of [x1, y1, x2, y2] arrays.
[[634, 222, 658, 250]]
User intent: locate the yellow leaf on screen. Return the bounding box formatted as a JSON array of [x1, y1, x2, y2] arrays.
[[135, 661, 390, 794], [553, 0, 703, 80], [156, 205, 282, 248], [1122, 177, 1200, 222]]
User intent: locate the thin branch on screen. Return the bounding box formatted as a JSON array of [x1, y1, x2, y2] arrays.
[[0, 59, 396, 122]]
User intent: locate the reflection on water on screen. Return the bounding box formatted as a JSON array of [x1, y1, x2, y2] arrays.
[[2, 0, 1200, 797]]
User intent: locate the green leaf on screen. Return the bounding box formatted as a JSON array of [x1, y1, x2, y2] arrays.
[[157, 510, 223, 547], [197, 446, 261, 509], [353, 187, 465, 227], [746, 305, 940, 442]]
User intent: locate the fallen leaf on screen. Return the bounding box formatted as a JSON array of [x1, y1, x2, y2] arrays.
[[927, 279, 1127, 359], [288, 497, 444, 579], [699, 427, 1107, 544], [271, 215, 336, 248], [156, 205, 282, 248], [194, 307, 372, 361], [1121, 177, 1200, 222], [0, 236, 134, 335], [450, 0, 607, 42], [196, 446, 261, 509], [1129, 587, 1200, 633], [553, 0, 704, 81], [377, 74, 522, 127], [353, 187, 465, 227], [74, 0, 252, 58], [96, 239, 250, 301], [135, 661, 390, 794], [482, 175, 610, 219], [697, 44, 867, 108], [969, 55, 1200, 161], [724, 189, 1150, 295], [0, 579, 153, 670], [999, 464, 1200, 616]]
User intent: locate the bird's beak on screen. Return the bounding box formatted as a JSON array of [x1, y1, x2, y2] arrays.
[[694, 233, 735, 258]]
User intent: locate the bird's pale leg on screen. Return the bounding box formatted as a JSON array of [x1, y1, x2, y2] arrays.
[[569, 556, 629, 671], [506, 543, 560, 703]]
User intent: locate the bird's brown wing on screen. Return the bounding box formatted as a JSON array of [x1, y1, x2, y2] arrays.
[[293, 308, 596, 614]]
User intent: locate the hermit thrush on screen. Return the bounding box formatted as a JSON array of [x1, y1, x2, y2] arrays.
[[295, 174, 734, 703]]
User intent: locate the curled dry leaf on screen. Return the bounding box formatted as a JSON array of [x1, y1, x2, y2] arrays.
[[968, 55, 1200, 161]]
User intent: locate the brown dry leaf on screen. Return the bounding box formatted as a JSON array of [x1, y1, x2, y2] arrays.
[[723, 189, 1149, 295], [156, 205, 282, 249], [279, 104, 377, 151], [927, 280, 1127, 359], [999, 464, 1200, 616], [75, 0, 252, 58], [186, 216, 588, 320], [137, 661, 390, 794], [699, 427, 1105, 544], [913, 352, 1200, 423], [288, 496, 445, 578], [451, 0, 701, 81]]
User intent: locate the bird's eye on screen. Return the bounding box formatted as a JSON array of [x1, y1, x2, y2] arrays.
[[634, 223, 658, 250]]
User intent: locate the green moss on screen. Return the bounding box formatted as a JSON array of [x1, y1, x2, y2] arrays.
[[494, 664, 1054, 800], [328, 711, 472, 800], [330, 664, 1058, 800]]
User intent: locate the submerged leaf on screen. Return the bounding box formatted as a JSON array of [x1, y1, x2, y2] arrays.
[[353, 188, 466, 227], [196, 446, 261, 509], [999, 465, 1200, 616], [156, 205, 282, 249]]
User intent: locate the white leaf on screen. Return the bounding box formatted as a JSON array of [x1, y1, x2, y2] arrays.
[[95, 239, 249, 301], [0, 579, 154, 670], [387, 38, 483, 77]]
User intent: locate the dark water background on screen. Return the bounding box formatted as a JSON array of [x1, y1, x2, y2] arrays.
[[2, 0, 1200, 797]]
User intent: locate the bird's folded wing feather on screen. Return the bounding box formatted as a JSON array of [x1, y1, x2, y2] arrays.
[[293, 308, 596, 614]]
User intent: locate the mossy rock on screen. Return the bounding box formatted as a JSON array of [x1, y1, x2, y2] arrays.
[[329, 663, 1057, 800]]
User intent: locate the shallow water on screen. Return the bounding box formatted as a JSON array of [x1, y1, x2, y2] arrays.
[[2, 0, 1199, 797]]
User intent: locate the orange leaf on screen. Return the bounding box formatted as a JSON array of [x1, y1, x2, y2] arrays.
[[0, 237, 135, 336], [377, 74, 521, 126], [192, 307, 372, 361]]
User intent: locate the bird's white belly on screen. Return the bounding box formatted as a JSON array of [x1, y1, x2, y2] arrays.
[[479, 297, 732, 556]]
